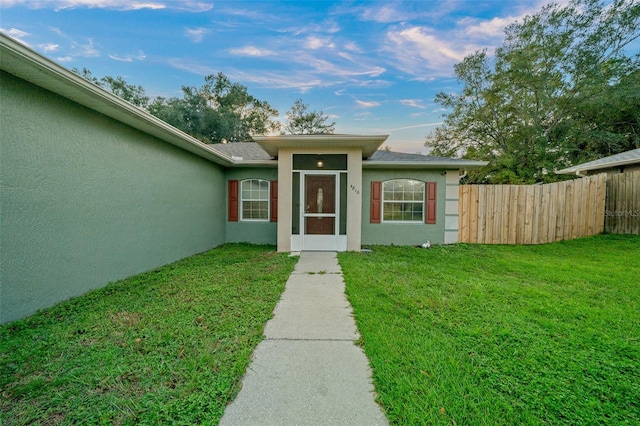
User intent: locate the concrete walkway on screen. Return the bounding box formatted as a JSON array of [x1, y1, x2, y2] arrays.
[[219, 251, 388, 426]]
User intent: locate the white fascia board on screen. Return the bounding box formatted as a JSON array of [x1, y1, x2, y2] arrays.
[[229, 160, 278, 168], [556, 159, 640, 174], [254, 134, 388, 158], [363, 160, 488, 169]]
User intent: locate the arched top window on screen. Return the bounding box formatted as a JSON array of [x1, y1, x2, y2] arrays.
[[241, 179, 269, 221], [382, 179, 425, 222]]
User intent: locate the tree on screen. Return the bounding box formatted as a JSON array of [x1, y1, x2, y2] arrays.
[[282, 99, 336, 134], [149, 72, 280, 143], [426, 0, 640, 183], [73, 68, 149, 108], [74, 69, 279, 143]]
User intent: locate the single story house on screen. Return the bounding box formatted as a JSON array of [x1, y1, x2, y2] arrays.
[[1, 34, 485, 323], [556, 148, 640, 176]]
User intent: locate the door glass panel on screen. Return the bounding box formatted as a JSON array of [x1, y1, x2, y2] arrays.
[[339, 173, 347, 235], [304, 175, 335, 235], [305, 175, 335, 214], [292, 172, 300, 235], [293, 154, 347, 170]]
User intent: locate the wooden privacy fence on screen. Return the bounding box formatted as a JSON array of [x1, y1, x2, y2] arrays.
[[605, 170, 640, 235], [459, 174, 607, 244]]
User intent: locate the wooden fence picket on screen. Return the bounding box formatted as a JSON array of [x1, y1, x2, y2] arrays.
[[457, 173, 623, 244]]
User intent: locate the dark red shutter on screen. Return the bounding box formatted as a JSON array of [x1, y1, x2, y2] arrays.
[[370, 181, 381, 224], [426, 181, 436, 224], [228, 180, 238, 222], [270, 181, 278, 222]]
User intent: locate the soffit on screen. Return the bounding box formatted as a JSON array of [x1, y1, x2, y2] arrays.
[[254, 134, 388, 159]]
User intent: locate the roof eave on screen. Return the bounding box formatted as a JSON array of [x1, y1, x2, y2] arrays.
[[254, 134, 388, 158], [1, 33, 234, 167], [227, 160, 278, 168], [556, 157, 640, 174], [363, 160, 488, 169]]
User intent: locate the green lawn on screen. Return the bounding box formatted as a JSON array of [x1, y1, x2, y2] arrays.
[[0, 244, 297, 425], [339, 235, 640, 425]]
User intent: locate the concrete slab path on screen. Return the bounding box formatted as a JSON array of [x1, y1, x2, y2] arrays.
[[219, 251, 388, 426]]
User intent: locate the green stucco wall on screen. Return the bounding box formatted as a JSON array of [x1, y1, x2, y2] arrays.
[[224, 168, 278, 245], [0, 72, 225, 323], [361, 169, 448, 246]]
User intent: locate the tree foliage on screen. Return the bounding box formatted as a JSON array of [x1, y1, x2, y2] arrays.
[[148, 73, 280, 143], [426, 0, 640, 183], [282, 99, 336, 135], [73, 68, 149, 108], [74, 69, 280, 143]]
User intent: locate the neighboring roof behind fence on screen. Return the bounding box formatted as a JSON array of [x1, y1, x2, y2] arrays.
[[556, 149, 640, 174]]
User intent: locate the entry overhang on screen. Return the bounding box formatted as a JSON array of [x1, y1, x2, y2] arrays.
[[254, 134, 388, 159]]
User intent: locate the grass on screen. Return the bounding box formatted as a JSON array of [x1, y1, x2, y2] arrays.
[[0, 244, 297, 425], [338, 234, 640, 425]]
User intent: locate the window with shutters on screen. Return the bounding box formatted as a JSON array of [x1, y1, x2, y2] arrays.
[[382, 179, 424, 222], [241, 179, 269, 221]]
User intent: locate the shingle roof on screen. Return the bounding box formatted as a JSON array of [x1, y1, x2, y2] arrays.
[[556, 149, 640, 174], [209, 142, 274, 161], [369, 150, 471, 163]]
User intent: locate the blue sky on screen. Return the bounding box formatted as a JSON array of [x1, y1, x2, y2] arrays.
[[2, 0, 556, 153]]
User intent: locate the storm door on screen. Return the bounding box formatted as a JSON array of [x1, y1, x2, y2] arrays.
[[302, 173, 338, 250]]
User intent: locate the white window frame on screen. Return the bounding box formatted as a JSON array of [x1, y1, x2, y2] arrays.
[[240, 179, 270, 221], [382, 179, 425, 223]]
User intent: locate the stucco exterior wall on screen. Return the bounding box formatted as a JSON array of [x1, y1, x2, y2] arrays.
[[224, 168, 278, 244], [361, 169, 448, 246], [1, 72, 225, 323]]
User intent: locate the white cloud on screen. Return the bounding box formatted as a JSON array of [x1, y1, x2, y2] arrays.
[[57, 56, 73, 62], [389, 122, 443, 131], [384, 24, 490, 78], [228, 46, 275, 57], [400, 99, 426, 109], [39, 43, 59, 52], [344, 41, 362, 53], [323, 21, 341, 34], [359, 4, 409, 23], [381, 3, 546, 78], [184, 27, 210, 43], [0, 0, 213, 11], [356, 100, 381, 108], [1, 27, 30, 43], [167, 58, 218, 76], [295, 52, 385, 78], [72, 38, 99, 57], [231, 69, 325, 93], [305, 36, 335, 50], [48, 27, 68, 37], [458, 16, 519, 39], [338, 51, 353, 61], [109, 50, 146, 62]]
